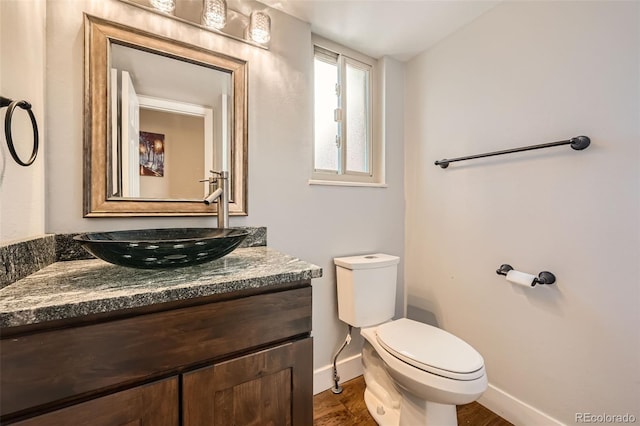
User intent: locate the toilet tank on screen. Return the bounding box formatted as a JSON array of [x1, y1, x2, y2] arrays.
[[334, 253, 400, 328]]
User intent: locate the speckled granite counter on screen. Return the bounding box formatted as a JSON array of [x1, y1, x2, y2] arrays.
[[0, 247, 321, 328]]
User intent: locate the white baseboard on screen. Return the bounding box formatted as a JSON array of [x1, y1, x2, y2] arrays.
[[313, 353, 363, 395], [314, 357, 563, 425], [479, 383, 565, 426]]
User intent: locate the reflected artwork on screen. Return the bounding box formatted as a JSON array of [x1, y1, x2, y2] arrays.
[[139, 131, 165, 177]]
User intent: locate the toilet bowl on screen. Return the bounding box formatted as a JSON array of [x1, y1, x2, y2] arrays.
[[334, 253, 488, 426], [361, 318, 487, 426]]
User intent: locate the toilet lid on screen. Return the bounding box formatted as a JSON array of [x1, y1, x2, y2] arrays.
[[376, 318, 485, 381]]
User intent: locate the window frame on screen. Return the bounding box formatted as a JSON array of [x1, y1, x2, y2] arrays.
[[310, 35, 384, 187]]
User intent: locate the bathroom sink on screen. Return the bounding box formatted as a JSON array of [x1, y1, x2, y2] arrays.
[[73, 228, 248, 269]]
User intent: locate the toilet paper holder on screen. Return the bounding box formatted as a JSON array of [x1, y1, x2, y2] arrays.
[[496, 264, 556, 286]]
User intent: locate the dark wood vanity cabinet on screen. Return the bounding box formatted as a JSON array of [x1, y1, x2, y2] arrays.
[[1, 282, 313, 426], [13, 378, 179, 426], [183, 338, 312, 425]]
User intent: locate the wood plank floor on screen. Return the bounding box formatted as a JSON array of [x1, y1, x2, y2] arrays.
[[314, 376, 513, 426]]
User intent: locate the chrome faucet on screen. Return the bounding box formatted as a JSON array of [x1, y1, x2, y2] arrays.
[[202, 170, 229, 229]]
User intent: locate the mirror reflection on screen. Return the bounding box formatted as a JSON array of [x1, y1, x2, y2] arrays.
[[83, 15, 247, 217], [110, 43, 232, 200]]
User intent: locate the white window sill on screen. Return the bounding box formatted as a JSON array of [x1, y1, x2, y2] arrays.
[[308, 179, 388, 188]]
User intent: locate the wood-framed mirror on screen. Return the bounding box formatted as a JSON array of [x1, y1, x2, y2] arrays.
[[83, 14, 247, 217]]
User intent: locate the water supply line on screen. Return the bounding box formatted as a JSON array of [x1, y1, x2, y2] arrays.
[[331, 325, 352, 394]]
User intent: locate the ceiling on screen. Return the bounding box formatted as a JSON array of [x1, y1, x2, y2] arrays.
[[111, 43, 230, 107], [258, 0, 499, 62]]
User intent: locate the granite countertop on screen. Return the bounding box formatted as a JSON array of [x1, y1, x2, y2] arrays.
[[0, 247, 322, 328]]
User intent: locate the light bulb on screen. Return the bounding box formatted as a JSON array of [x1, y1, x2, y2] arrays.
[[202, 0, 227, 30], [149, 0, 175, 14], [249, 11, 270, 44]]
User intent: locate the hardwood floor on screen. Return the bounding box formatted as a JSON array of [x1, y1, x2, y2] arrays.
[[314, 376, 376, 426], [313, 376, 513, 426]]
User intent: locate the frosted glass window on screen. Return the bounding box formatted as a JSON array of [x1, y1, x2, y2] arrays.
[[314, 57, 339, 172], [345, 63, 370, 173], [312, 40, 378, 185]]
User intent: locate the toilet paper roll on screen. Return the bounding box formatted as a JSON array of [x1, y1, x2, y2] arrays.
[[506, 270, 536, 287]]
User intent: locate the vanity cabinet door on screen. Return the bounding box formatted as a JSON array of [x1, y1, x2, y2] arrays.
[[13, 377, 178, 426], [183, 337, 313, 426]]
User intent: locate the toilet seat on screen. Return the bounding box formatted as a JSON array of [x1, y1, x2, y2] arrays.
[[376, 318, 485, 381]]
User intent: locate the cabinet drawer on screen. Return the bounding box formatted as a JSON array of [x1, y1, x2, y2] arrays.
[[13, 377, 178, 426], [1, 286, 311, 420]]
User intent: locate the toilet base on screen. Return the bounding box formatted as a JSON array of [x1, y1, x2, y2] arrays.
[[364, 386, 458, 426], [365, 387, 400, 426], [398, 391, 458, 426]]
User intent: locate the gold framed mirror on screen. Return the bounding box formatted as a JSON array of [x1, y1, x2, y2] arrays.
[[83, 14, 247, 217]]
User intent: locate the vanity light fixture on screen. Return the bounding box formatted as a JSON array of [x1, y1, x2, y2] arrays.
[[149, 0, 175, 14], [202, 0, 227, 30], [248, 10, 271, 44], [133, 0, 270, 48]]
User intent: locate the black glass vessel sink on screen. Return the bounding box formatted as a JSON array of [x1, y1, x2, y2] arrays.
[[73, 228, 248, 269]]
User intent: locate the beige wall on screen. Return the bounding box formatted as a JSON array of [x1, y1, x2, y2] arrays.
[[138, 109, 205, 199], [0, 0, 46, 243], [405, 2, 639, 424]]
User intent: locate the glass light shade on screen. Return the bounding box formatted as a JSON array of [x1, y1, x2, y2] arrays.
[[202, 0, 227, 30], [149, 0, 175, 14], [249, 11, 271, 44]]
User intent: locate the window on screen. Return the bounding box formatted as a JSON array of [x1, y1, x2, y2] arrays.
[[311, 36, 383, 186]]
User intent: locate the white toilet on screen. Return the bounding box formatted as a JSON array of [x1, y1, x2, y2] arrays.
[[334, 253, 488, 426]]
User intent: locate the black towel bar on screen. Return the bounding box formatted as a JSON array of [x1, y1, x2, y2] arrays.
[[434, 135, 590, 169]]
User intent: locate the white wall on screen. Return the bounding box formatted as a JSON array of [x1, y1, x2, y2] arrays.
[[405, 2, 639, 424], [45, 0, 404, 386], [0, 0, 46, 243]]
